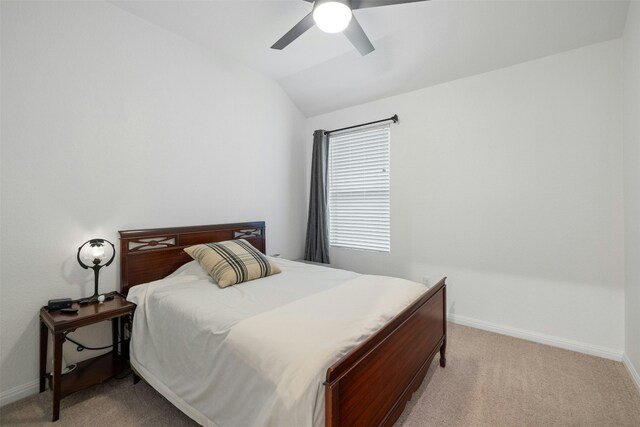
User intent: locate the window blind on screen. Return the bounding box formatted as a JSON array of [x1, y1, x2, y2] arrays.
[[328, 124, 390, 252]]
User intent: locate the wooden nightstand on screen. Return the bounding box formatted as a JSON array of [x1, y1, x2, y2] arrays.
[[39, 293, 135, 421]]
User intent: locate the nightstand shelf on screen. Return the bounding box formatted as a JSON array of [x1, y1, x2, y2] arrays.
[[45, 352, 129, 398], [39, 293, 135, 421]]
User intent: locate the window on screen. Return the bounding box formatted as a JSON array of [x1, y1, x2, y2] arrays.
[[328, 124, 390, 252]]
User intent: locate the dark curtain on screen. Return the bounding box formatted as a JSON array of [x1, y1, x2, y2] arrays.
[[304, 130, 330, 264]]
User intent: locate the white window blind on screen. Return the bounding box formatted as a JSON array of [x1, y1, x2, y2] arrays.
[[328, 124, 390, 252]]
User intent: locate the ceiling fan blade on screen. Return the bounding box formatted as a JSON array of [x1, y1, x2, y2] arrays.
[[343, 16, 375, 56], [351, 0, 430, 10], [271, 12, 315, 50]]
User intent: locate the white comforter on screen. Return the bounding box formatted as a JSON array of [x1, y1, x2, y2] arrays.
[[127, 258, 427, 427]]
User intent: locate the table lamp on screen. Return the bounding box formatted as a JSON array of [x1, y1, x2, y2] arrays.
[[76, 238, 115, 303]]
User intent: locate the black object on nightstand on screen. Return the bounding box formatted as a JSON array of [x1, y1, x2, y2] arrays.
[[39, 293, 135, 421], [47, 298, 72, 311]]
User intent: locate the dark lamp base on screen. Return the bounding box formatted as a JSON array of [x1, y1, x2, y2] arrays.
[[77, 292, 117, 305]]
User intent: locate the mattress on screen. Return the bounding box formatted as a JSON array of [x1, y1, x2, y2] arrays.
[[127, 258, 427, 427]]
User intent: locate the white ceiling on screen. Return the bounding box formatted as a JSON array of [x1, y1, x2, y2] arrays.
[[109, 0, 630, 117]]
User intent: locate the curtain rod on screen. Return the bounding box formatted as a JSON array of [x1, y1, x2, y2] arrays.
[[324, 114, 398, 136]]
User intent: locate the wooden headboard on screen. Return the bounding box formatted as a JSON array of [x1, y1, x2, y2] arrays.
[[118, 221, 266, 295]]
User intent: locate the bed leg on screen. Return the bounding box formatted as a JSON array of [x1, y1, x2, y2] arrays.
[[440, 283, 447, 368], [133, 372, 141, 384]]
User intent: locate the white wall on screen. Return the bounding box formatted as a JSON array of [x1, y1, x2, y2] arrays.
[[0, 0, 306, 404], [623, 1, 640, 389], [306, 40, 625, 358]]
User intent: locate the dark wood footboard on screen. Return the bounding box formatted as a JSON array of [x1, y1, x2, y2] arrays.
[[325, 278, 447, 427]]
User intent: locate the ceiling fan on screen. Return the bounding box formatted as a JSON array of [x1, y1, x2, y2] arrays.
[[271, 0, 430, 56]]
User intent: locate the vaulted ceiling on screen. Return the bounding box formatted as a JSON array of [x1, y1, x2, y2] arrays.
[[110, 0, 630, 117]]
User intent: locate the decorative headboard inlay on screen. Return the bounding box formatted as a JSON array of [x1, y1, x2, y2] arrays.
[[128, 237, 176, 251], [118, 221, 266, 295], [233, 228, 262, 239]]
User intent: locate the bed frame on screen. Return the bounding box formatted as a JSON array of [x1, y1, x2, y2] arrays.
[[119, 221, 446, 427]]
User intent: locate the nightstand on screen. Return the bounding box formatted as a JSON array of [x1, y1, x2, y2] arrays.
[[39, 293, 135, 421]]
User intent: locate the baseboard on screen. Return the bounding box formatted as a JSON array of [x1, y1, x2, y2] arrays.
[[0, 378, 40, 408], [448, 313, 623, 361], [623, 353, 640, 392]]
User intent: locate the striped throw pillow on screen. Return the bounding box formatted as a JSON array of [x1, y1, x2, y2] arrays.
[[184, 239, 281, 288]]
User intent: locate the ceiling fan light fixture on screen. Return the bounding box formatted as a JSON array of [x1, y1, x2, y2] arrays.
[[313, 1, 353, 34]]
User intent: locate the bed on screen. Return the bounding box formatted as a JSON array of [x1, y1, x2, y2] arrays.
[[119, 222, 446, 427]]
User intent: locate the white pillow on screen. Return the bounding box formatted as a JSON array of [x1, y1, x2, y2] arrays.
[[166, 260, 209, 279]]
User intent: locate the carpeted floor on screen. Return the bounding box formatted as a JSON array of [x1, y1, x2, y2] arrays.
[[2, 323, 639, 426]]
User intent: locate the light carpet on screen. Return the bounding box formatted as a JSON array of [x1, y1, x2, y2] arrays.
[[1, 323, 639, 426]]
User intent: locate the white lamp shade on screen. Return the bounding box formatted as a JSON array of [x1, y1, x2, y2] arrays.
[[313, 1, 352, 33], [83, 243, 106, 262]]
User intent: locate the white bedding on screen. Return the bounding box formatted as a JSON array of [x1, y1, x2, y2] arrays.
[[127, 258, 427, 427]]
